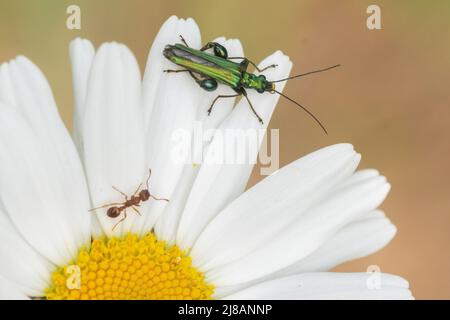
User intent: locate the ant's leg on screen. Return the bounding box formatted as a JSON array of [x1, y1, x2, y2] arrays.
[[88, 203, 123, 212], [163, 69, 190, 73], [150, 194, 169, 202], [112, 210, 127, 231], [133, 183, 143, 196], [179, 35, 189, 47], [208, 94, 240, 115], [228, 57, 277, 73], [131, 206, 142, 216], [112, 186, 128, 200], [241, 88, 264, 124]]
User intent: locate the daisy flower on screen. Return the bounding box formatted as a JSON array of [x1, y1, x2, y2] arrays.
[[0, 16, 412, 300]]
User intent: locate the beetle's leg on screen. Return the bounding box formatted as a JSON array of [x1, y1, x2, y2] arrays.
[[188, 71, 203, 85], [200, 42, 214, 51], [256, 63, 278, 72], [179, 35, 189, 47], [228, 57, 278, 73], [200, 42, 228, 59], [163, 69, 190, 73], [240, 88, 264, 124], [165, 69, 202, 84], [187, 72, 217, 92], [112, 210, 127, 231], [208, 94, 240, 115]]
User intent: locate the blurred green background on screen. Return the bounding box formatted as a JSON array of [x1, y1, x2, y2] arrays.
[[1, 0, 449, 299]]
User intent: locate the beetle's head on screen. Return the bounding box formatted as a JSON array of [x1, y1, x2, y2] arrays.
[[256, 75, 275, 93], [264, 81, 275, 93]]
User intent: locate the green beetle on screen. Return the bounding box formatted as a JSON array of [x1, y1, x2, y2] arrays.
[[163, 36, 339, 133]]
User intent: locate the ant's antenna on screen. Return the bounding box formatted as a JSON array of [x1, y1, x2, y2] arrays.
[[146, 169, 152, 189], [272, 89, 328, 134], [272, 64, 341, 83]]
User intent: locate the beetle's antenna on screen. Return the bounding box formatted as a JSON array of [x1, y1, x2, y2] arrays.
[[272, 64, 341, 83], [272, 89, 328, 134]]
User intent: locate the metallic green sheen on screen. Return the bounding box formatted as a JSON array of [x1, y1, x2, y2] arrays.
[[164, 44, 271, 92]]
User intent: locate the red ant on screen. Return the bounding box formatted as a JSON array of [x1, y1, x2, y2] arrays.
[[89, 169, 169, 231]]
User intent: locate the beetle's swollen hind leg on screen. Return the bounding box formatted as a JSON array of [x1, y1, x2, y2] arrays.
[[228, 57, 278, 73], [200, 42, 228, 59], [208, 94, 241, 115], [188, 72, 218, 92]]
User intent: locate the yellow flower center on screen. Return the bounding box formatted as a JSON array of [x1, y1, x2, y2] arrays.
[[45, 233, 214, 300]]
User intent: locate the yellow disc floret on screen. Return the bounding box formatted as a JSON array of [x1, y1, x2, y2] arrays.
[[45, 233, 214, 300]]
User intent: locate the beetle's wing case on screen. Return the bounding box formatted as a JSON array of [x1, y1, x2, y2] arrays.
[[165, 44, 242, 88]]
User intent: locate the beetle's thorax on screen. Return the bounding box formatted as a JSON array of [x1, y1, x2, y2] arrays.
[[241, 73, 271, 93]]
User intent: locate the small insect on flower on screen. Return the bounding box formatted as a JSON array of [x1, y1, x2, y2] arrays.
[[163, 35, 340, 133], [89, 169, 169, 230]]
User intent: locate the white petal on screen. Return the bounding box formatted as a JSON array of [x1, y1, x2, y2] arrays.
[[154, 165, 200, 245], [142, 16, 200, 126], [134, 17, 203, 234], [69, 37, 95, 154], [214, 209, 396, 298], [0, 57, 91, 250], [0, 275, 29, 300], [0, 105, 76, 264], [82, 42, 146, 237], [0, 211, 52, 296], [177, 51, 292, 250], [281, 210, 396, 274], [154, 37, 244, 244], [191, 144, 358, 273], [223, 273, 413, 300], [205, 166, 390, 287]]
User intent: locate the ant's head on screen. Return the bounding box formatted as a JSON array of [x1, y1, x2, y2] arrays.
[[107, 207, 121, 218], [139, 189, 150, 201]]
